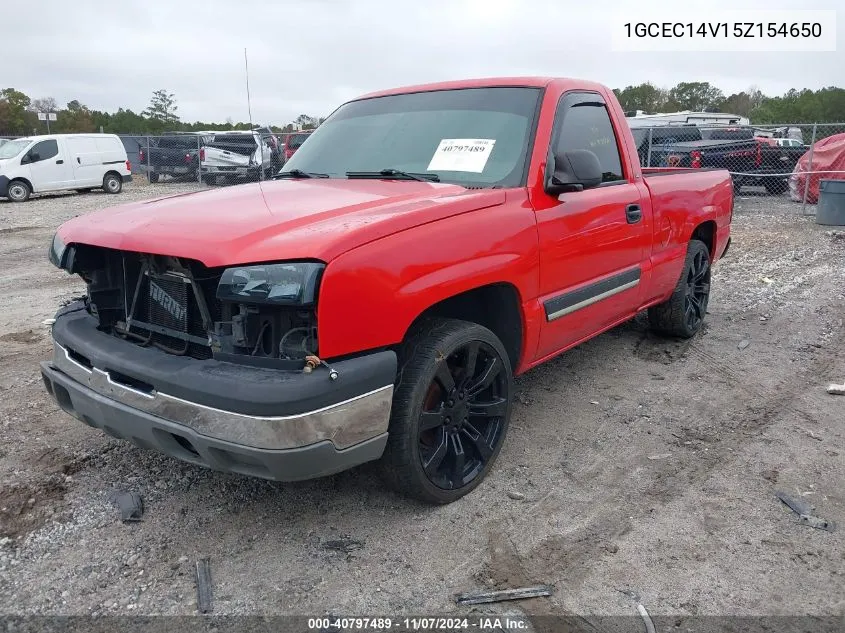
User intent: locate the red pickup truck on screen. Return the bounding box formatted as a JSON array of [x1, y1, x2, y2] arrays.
[[42, 77, 733, 504]]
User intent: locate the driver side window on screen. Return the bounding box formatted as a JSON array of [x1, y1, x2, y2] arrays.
[[553, 98, 625, 183], [28, 140, 59, 163]]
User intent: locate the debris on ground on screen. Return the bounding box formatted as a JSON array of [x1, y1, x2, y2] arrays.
[[760, 277, 775, 285], [323, 536, 364, 554], [775, 491, 836, 533], [507, 491, 526, 501], [455, 585, 553, 605], [738, 339, 750, 350], [637, 604, 656, 633], [761, 469, 779, 483], [195, 558, 213, 614], [647, 453, 672, 460], [109, 491, 144, 522], [827, 382, 845, 395], [616, 588, 641, 601]]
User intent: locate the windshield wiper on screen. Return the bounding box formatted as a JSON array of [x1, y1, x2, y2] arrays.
[[272, 169, 330, 179], [346, 169, 440, 182]]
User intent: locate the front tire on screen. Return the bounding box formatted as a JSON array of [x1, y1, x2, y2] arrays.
[[6, 180, 31, 202], [380, 318, 513, 504], [648, 239, 711, 338], [147, 171, 160, 184], [103, 173, 122, 194]]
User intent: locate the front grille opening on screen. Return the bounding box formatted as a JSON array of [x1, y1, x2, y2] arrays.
[[52, 383, 74, 413], [172, 434, 200, 457], [259, 320, 274, 356], [66, 347, 93, 370], [107, 370, 154, 395]]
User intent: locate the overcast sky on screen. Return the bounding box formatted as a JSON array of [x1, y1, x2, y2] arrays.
[[7, 0, 843, 126]]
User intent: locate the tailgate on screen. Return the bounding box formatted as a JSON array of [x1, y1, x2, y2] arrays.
[[202, 146, 252, 167], [150, 148, 194, 167]]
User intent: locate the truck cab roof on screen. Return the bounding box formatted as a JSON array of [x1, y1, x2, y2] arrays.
[[355, 76, 606, 100]]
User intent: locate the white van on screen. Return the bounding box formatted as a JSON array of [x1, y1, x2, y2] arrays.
[[0, 134, 132, 202]]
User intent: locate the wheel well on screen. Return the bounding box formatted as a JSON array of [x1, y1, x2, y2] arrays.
[[8, 177, 33, 192], [691, 220, 717, 256], [103, 170, 121, 182], [405, 283, 523, 372]]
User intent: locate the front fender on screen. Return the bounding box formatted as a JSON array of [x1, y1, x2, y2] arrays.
[[316, 196, 539, 359]]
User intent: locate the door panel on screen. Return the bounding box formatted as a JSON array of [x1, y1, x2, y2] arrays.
[[26, 140, 73, 191], [535, 183, 649, 358], [66, 136, 103, 186], [534, 92, 650, 361]]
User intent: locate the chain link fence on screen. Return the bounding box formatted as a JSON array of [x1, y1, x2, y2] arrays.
[[633, 122, 845, 214], [129, 130, 289, 187], [3, 124, 845, 216]]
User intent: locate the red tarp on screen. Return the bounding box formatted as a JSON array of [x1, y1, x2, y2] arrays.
[[789, 132, 845, 204]]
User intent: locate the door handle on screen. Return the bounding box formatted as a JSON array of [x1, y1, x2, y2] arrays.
[[625, 203, 642, 224], [56, 159, 64, 164], [77, 157, 81, 164]]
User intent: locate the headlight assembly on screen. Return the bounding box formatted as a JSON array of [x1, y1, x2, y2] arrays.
[[48, 232, 67, 269], [216, 262, 325, 306]]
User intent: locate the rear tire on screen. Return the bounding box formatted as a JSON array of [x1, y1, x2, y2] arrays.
[[148, 171, 160, 184], [763, 178, 788, 195], [103, 173, 122, 194], [6, 180, 31, 202], [380, 318, 513, 504], [648, 239, 711, 338]]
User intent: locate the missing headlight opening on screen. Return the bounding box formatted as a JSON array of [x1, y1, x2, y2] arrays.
[[62, 245, 320, 364]]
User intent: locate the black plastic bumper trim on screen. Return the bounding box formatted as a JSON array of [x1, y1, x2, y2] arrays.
[[41, 362, 387, 482], [51, 305, 397, 417]]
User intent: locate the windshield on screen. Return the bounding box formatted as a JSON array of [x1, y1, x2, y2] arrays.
[[0, 139, 31, 160], [282, 87, 542, 187]]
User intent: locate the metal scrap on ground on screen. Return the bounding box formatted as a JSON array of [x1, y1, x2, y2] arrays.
[[637, 604, 656, 633], [775, 491, 836, 532], [195, 558, 213, 613], [827, 382, 845, 395], [109, 491, 144, 522], [454, 585, 553, 605]]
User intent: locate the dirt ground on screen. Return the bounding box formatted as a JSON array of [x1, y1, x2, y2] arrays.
[[0, 181, 843, 624]]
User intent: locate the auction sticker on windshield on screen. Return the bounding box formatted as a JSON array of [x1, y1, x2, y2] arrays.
[[427, 139, 496, 173]]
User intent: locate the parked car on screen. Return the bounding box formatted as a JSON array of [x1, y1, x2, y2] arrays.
[[0, 133, 131, 202], [252, 126, 283, 170], [41, 77, 732, 503], [200, 131, 274, 184], [282, 131, 312, 163], [639, 125, 804, 194], [141, 132, 211, 183], [790, 132, 845, 204]]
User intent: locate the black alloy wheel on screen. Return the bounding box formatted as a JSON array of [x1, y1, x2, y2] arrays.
[[380, 318, 513, 504], [684, 246, 711, 332], [417, 340, 508, 491]]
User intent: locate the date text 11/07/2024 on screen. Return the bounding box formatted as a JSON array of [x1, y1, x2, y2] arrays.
[[623, 22, 823, 38], [307, 616, 530, 631]]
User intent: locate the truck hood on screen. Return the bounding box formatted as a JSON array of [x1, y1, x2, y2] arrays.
[[57, 179, 506, 267]]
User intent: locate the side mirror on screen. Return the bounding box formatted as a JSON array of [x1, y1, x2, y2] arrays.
[[545, 149, 604, 196]]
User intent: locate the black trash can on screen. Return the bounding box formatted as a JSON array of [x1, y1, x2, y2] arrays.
[[816, 179, 845, 226]]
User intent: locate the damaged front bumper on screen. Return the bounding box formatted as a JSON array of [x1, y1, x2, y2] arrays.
[[40, 306, 397, 481]]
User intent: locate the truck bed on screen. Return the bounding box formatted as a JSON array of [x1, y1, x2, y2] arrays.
[[641, 167, 733, 303]]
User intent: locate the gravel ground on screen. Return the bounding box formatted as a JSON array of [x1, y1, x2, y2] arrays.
[[0, 181, 843, 625]]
